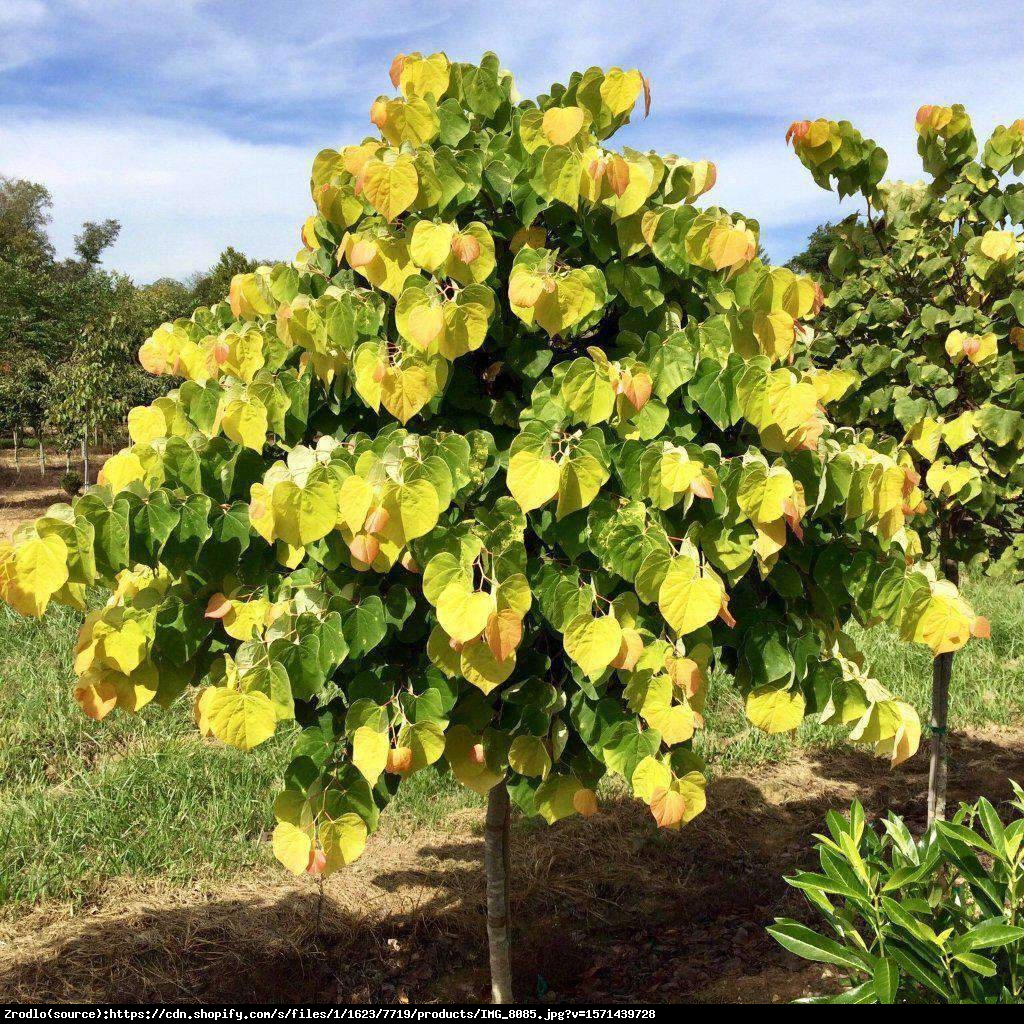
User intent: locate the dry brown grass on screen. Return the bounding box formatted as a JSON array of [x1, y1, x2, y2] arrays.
[[3, 725, 1022, 1004]]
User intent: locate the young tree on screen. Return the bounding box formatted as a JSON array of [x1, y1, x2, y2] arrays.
[[0, 359, 48, 472], [0, 55, 985, 1001], [787, 108, 1022, 822], [0, 181, 135, 469]]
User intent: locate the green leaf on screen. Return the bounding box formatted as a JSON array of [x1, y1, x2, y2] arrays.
[[963, 917, 1024, 951], [767, 919, 872, 972], [872, 957, 899, 1003]]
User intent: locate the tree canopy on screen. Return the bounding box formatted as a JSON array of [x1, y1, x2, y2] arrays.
[[0, 54, 986, 878], [788, 109, 1024, 577]]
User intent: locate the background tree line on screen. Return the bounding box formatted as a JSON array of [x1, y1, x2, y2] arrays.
[[0, 175, 261, 482], [0, 171, 849, 487]]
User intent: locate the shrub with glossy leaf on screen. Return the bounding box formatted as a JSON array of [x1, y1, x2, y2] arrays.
[[0, 54, 983, 877], [770, 787, 1024, 1004], [789, 108, 1024, 580]]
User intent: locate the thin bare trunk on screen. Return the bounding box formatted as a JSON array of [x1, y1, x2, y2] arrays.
[[927, 517, 959, 827], [12, 430, 18, 473], [485, 783, 514, 1004], [928, 650, 953, 825], [37, 438, 45, 478], [81, 436, 90, 488]]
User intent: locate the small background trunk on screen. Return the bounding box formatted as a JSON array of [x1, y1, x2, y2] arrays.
[[81, 436, 90, 488], [484, 783, 514, 1004]]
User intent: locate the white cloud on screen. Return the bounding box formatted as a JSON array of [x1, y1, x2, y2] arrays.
[[0, 0, 53, 71], [0, 0, 47, 25], [3, 1, 1023, 276], [0, 115, 311, 281]]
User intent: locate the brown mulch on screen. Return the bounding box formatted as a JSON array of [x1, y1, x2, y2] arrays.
[[1, 725, 1022, 1004]]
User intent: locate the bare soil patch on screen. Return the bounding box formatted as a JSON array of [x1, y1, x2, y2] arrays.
[[0, 452, 109, 540], [2, 725, 1022, 1004]]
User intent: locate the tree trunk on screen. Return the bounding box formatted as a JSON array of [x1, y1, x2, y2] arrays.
[[928, 649, 954, 826], [37, 438, 45, 478], [484, 783, 514, 1004], [927, 518, 959, 827], [65, 449, 71, 473], [81, 436, 90, 488], [13, 430, 18, 473]]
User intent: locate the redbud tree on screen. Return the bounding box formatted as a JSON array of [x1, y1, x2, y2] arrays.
[[0, 55, 982, 1001], [788, 107, 1021, 822]]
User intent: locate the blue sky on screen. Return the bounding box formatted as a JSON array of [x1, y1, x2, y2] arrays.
[[1, 0, 1022, 282]]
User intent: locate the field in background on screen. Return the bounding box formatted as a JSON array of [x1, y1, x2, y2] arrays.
[[1, 574, 1022, 915], [0, 453, 110, 541]]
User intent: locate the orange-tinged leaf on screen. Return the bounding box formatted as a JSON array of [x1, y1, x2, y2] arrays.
[[916, 104, 952, 132], [783, 497, 804, 541], [369, 99, 388, 130], [573, 788, 599, 817], [786, 120, 810, 145], [605, 154, 631, 197], [708, 223, 756, 271], [972, 616, 991, 640], [667, 656, 702, 699], [205, 593, 232, 620], [306, 846, 328, 876], [450, 233, 481, 264], [74, 678, 118, 721], [610, 629, 643, 671], [347, 239, 377, 268], [364, 506, 390, 535], [690, 475, 715, 500], [349, 534, 380, 565], [389, 54, 406, 88], [386, 746, 413, 775], [650, 786, 686, 828], [485, 607, 523, 662], [620, 370, 652, 412]]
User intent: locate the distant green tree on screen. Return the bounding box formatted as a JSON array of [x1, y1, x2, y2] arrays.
[[0, 177, 260, 480], [187, 247, 261, 308], [73, 218, 121, 267], [0, 177, 54, 264], [0, 359, 48, 474], [787, 217, 878, 278]]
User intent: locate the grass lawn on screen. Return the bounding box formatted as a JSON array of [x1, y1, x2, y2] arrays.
[[1, 575, 1022, 913]]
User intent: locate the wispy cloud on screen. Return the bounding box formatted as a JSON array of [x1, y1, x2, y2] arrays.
[[1, 0, 1022, 281], [0, 113, 310, 282]]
